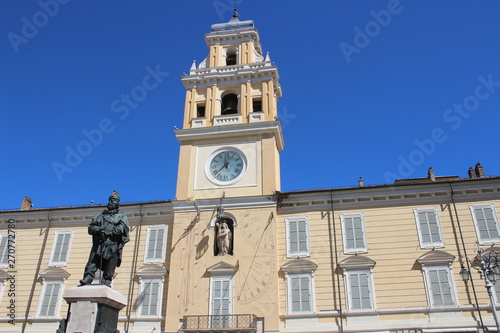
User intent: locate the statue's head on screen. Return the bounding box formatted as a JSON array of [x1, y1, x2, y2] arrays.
[[107, 191, 120, 210]]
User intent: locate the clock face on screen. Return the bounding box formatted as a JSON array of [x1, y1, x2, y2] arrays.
[[207, 149, 246, 184]]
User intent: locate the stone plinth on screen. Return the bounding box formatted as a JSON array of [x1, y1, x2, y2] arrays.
[[63, 285, 127, 333]]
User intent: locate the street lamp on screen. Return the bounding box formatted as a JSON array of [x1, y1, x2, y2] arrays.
[[461, 248, 500, 332]]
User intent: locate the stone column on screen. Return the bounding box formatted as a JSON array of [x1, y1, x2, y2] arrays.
[[62, 285, 127, 333]]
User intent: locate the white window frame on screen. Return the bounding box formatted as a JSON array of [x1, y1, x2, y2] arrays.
[[36, 279, 64, 318], [0, 233, 16, 268], [144, 225, 168, 263], [209, 275, 233, 316], [285, 216, 310, 258], [286, 272, 314, 314], [422, 264, 457, 308], [341, 213, 367, 254], [137, 277, 163, 318], [470, 204, 500, 245], [49, 230, 74, 267], [414, 208, 444, 249], [344, 268, 375, 311]]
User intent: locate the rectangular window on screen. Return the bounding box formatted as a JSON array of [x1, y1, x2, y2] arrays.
[[211, 278, 232, 315], [424, 266, 456, 307], [414, 208, 444, 248], [346, 270, 374, 311], [0, 234, 8, 267], [288, 274, 313, 313], [145, 226, 167, 263], [286, 217, 310, 257], [341, 213, 367, 253], [252, 99, 262, 112], [37, 280, 63, 317], [49, 231, 73, 266], [138, 278, 162, 317], [471, 204, 500, 244], [197, 104, 206, 118]]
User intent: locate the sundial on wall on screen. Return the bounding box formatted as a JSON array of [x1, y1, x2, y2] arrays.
[[237, 212, 276, 304]]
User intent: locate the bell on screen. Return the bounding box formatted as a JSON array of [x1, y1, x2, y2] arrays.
[[221, 94, 238, 115]]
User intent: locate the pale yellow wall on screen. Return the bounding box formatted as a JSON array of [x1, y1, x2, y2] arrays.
[[0, 205, 172, 332], [277, 194, 500, 326], [165, 207, 280, 332]]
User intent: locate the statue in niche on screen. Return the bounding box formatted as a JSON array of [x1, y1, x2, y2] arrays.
[[216, 220, 232, 256], [79, 191, 130, 287]]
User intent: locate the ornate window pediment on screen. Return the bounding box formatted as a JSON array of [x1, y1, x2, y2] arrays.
[[39, 267, 70, 279], [417, 250, 455, 265], [339, 256, 376, 269], [136, 264, 168, 278], [281, 259, 317, 274], [207, 261, 238, 275]]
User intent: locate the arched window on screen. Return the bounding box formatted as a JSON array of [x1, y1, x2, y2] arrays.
[[221, 94, 238, 115], [214, 217, 234, 256], [226, 48, 237, 66]]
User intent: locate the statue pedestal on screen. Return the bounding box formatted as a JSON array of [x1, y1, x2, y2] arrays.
[[63, 285, 127, 333]]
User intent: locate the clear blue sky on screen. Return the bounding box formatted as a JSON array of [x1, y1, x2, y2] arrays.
[[1, 1, 499, 210]]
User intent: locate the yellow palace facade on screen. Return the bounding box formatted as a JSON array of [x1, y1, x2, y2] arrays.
[[2, 12, 500, 333]]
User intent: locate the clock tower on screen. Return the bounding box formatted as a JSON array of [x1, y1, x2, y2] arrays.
[[174, 9, 283, 201], [166, 11, 283, 333]]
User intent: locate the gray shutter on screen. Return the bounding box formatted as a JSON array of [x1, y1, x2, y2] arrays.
[[418, 211, 442, 244], [291, 277, 301, 312], [298, 220, 308, 252], [149, 281, 160, 315], [154, 228, 164, 259], [475, 206, 500, 240], [0, 235, 8, 265], [300, 277, 311, 311], [289, 220, 298, 253], [40, 282, 61, 317], [53, 233, 71, 263], [353, 216, 365, 249], [146, 229, 157, 259], [429, 268, 454, 306], [345, 217, 355, 249], [350, 273, 361, 309]]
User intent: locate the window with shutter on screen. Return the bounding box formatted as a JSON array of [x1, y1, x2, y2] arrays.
[[346, 270, 374, 311], [37, 280, 63, 317], [0, 234, 8, 267], [471, 204, 500, 244], [286, 217, 310, 257], [287, 273, 313, 313], [138, 278, 163, 317], [425, 266, 456, 307], [341, 213, 367, 253], [49, 231, 73, 266], [145, 226, 167, 263], [414, 209, 444, 248], [210, 276, 233, 317]]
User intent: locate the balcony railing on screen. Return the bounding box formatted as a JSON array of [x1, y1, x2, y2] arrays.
[[180, 314, 257, 332]]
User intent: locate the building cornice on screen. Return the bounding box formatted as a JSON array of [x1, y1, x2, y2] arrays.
[[175, 121, 284, 151], [173, 195, 277, 214], [278, 178, 500, 213]]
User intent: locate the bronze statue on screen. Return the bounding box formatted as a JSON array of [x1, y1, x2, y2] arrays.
[[79, 191, 130, 287]]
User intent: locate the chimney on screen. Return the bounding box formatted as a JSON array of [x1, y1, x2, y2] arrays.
[[475, 162, 485, 178], [358, 177, 364, 187], [468, 167, 476, 178], [427, 167, 436, 182], [20, 196, 33, 210]]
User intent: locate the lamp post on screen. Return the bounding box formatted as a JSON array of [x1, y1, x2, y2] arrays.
[[461, 248, 500, 332]]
